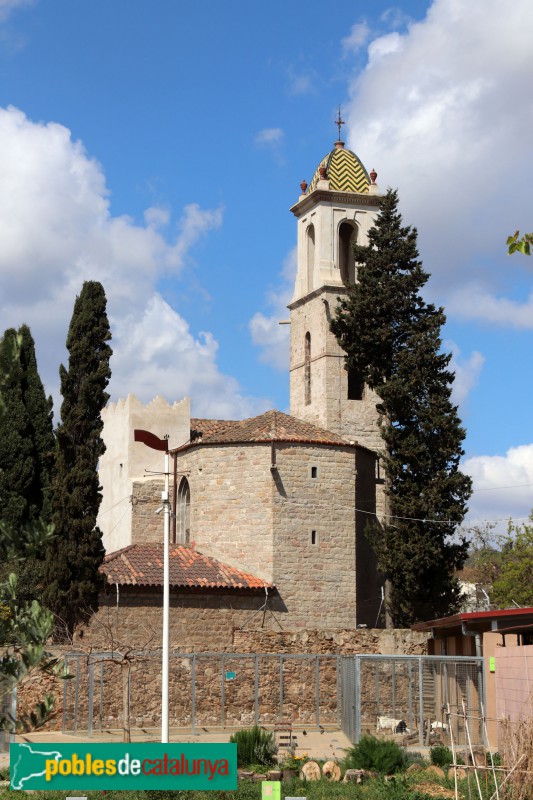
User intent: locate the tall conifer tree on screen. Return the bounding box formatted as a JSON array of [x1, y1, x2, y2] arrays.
[[42, 281, 112, 635], [0, 325, 55, 604], [331, 189, 472, 627], [0, 325, 54, 529]]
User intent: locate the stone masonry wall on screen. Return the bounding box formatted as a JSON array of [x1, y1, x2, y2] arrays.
[[176, 443, 274, 582], [272, 443, 358, 628], [289, 287, 383, 454], [233, 628, 428, 655], [128, 440, 382, 631], [19, 627, 428, 734], [131, 479, 165, 544], [79, 589, 276, 651]]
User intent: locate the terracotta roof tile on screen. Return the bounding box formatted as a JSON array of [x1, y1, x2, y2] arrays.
[[185, 410, 350, 448], [101, 543, 270, 591]]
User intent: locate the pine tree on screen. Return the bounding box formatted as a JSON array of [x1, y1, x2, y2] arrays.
[[331, 189, 472, 627], [42, 281, 112, 635]]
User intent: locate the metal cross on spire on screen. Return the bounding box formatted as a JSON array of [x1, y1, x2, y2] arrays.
[[335, 106, 345, 140]]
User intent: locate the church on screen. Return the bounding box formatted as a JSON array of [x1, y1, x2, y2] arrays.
[[93, 135, 388, 649]]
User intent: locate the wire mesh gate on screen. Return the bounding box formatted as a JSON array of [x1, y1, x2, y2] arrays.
[[340, 654, 485, 746], [0, 686, 16, 754], [61, 651, 341, 735]]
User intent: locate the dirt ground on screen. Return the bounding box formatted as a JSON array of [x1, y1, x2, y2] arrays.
[[1, 726, 353, 770]]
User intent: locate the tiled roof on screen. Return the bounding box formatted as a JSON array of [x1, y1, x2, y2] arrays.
[[308, 143, 370, 195], [101, 543, 270, 590], [185, 410, 350, 448], [190, 418, 241, 441]]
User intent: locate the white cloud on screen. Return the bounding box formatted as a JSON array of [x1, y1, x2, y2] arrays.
[[289, 75, 312, 95], [447, 285, 533, 329], [111, 295, 270, 419], [463, 444, 533, 530], [344, 0, 533, 304], [249, 247, 296, 370], [0, 0, 35, 21], [254, 127, 284, 147], [0, 105, 268, 420], [341, 22, 370, 54], [447, 342, 485, 406]]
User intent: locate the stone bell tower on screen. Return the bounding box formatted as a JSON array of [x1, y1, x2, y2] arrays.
[[288, 133, 383, 451]]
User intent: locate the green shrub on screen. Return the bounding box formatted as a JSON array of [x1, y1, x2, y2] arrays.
[[342, 734, 406, 775], [403, 750, 427, 768], [429, 744, 453, 768], [229, 725, 278, 768]]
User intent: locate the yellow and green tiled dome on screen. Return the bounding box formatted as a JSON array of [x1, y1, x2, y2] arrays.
[[307, 142, 370, 194]]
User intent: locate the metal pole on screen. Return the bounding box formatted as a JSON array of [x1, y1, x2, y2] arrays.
[[221, 655, 225, 728], [315, 655, 320, 728], [418, 657, 424, 747], [162, 449, 170, 743], [254, 656, 259, 726], [88, 659, 94, 738], [62, 655, 68, 735]]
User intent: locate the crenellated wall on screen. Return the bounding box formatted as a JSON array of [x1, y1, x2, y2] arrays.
[[98, 394, 190, 552]]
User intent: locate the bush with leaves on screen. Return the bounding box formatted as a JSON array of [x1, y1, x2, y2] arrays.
[[229, 725, 278, 768], [430, 745, 454, 768], [342, 734, 406, 775]]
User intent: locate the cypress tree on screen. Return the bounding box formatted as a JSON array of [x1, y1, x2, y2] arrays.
[[42, 281, 112, 635], [331, 189, 472, 627], [0, 325, 55, 604], [0, 325, 54, 528]]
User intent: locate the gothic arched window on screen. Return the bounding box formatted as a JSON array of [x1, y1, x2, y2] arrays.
[[306, 224, 315, 293], [339, 221, 358, 285], [304, 332, 311, 406], [176, 476, 190, 544]]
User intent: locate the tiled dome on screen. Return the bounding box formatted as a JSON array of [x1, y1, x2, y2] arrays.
[[307, 142, 370, 194]]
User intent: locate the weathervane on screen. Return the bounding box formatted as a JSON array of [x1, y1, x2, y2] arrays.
[[335, 106, 345, 140]]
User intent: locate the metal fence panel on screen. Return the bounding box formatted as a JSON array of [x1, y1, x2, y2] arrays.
[[0, 687, 16, 754], [340, 654, 485, 747], [61, 651, 340, 735]]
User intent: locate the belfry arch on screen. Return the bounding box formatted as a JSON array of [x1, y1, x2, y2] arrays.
[[306, 224, 315, 293], [338, 220, 358, 285]]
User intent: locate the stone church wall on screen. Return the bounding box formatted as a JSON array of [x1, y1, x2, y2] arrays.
[[126, 438, 382, 631], [78, 588, 277, 651], [131, 479, 165, 544], [289, 287, 383, 454], [272, 443, 358, 629], [177, 443, 275, 582]]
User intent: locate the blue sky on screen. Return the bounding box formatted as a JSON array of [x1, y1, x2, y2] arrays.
[[0, 0, 532, 531]]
